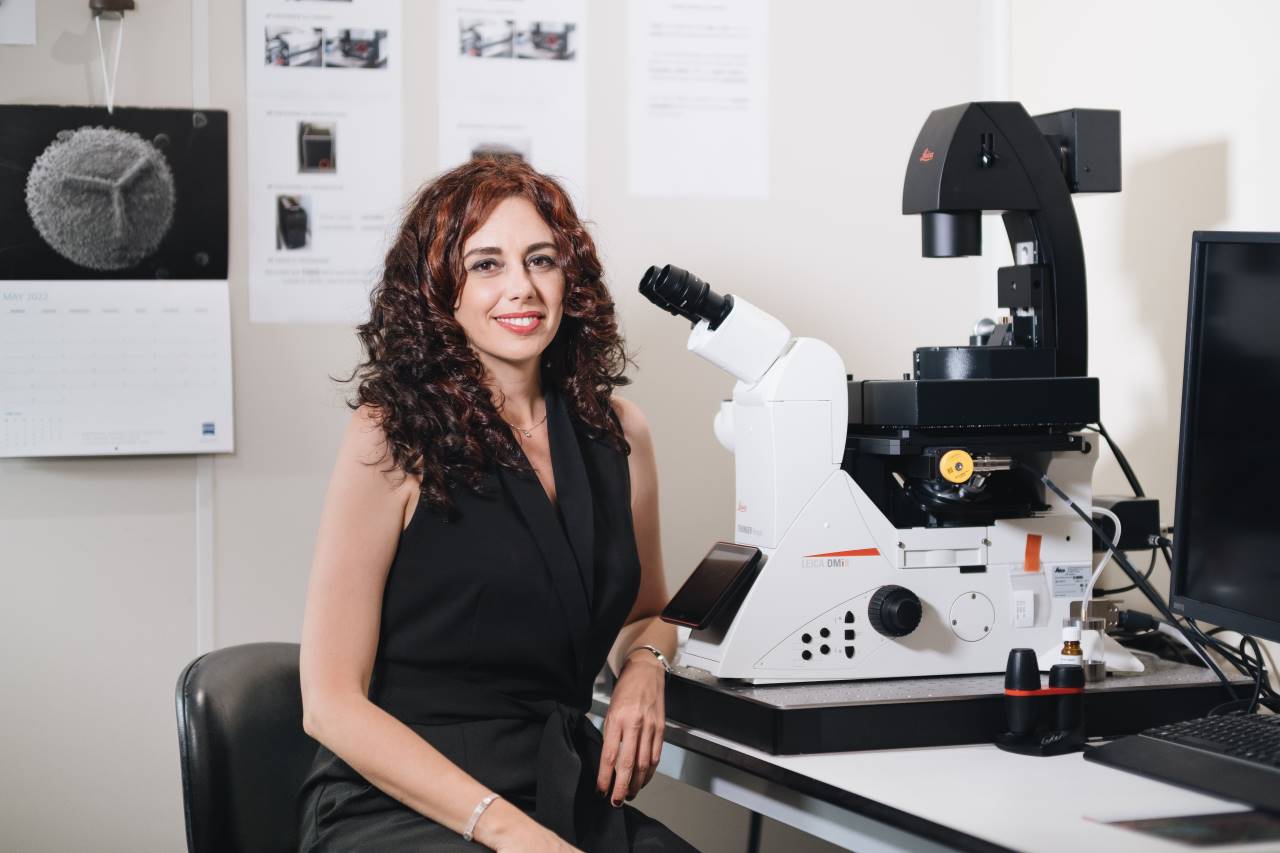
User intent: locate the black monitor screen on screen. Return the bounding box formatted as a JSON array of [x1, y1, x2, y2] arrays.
[[1171, 232, 1280, 642]]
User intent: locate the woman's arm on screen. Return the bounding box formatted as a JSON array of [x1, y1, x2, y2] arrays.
[[300, 407, 578, 852], [596, 396, 678, 805]]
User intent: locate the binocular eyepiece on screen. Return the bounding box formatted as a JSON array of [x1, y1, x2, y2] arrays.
[[638, 264, 734, 330]]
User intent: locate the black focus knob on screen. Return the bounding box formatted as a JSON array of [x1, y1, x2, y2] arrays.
[[868, 585, 923, 637]]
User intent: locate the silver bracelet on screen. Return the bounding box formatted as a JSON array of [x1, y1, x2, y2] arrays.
[[627, 643, 672, 673], [462, 792, 500, 842]]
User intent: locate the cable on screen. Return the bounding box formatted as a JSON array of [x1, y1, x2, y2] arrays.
[[1155, 621, 1215, 667], [1174, 602, 1274, 710], [1038, 429, 1277, 713], [1242, 636, 1266, 713], [1204, 634, 1273, 715], [1185, 618, 1252, 670], [1095, 547, 1156, 596], [1088, 421, 1145, 497], [1059, 481, 1269, 701], [1024, 462, 1238, 698], [1084, 505, 1121, 603], [1083, 422, 1156, 597], [1162, 537, 1277, 710]]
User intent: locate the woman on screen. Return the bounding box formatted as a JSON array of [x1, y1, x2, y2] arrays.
[[297, 156, 694, 852]]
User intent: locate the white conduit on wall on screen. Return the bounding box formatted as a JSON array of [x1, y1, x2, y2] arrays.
[[192, 0, 216, 656]]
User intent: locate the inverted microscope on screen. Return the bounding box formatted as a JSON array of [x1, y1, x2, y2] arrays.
[[643, 102, 1123, 684]]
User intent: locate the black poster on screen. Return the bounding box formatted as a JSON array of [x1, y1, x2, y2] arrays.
[[0, 105, 229, 280]]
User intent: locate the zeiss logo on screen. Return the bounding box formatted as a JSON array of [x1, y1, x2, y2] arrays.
[[201, 422, 216, 436]]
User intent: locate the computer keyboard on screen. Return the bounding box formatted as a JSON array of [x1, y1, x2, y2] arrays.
[[1143, 713, 1280, 767], [1086, 712, 1280, 813]]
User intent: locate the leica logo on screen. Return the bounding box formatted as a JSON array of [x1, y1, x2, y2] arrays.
[[919, 147, 935, 163]]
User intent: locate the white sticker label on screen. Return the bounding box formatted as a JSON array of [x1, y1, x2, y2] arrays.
[[1050, 564, 1090, 598]]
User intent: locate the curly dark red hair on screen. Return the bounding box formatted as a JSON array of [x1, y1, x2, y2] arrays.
[[349, 156, 631, 515]]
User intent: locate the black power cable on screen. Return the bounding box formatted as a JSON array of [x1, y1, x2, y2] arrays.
[[1154, 542, 1277, 714], [1025, 463, 1239, 699], [1089, 422, 1146, 497], [1094, 547, 1157, 597], [1040, 426, 1276, 712], [1086, 421, 1162, 593], [1082, 427, 1270, 701]]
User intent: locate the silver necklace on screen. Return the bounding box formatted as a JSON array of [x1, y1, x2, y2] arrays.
[[505, 409, 548, 439]]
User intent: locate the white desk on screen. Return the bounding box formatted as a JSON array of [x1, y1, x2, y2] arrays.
[[593, 698, 1278, 853]]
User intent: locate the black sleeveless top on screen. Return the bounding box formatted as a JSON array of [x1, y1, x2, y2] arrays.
[[299, 385, 645, 850]]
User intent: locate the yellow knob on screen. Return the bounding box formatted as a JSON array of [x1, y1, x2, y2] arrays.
[[939, 449, 974, 484]]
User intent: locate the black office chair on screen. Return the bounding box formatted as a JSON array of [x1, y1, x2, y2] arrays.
[[175, 642, 318, 853]]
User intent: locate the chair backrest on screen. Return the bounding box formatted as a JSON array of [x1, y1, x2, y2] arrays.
[[175, 642, 318, 853]]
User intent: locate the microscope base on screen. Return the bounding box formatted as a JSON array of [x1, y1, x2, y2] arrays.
[[663, 656, 1245, 755]]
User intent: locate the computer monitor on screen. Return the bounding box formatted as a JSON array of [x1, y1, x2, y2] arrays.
[[1170, 231, 1280, 643]]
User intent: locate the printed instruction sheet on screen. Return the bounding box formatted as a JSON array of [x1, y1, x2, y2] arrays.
[[246, 0, 403, 324], [437, 0, 588, 211], [628, 0, 769, 198], [0, 0, 36, 45]]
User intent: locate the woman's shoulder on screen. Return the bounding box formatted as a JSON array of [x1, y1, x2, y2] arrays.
[[609, 395, 653, 450], [339, 405, 420, 493], [336, 405, 421, 527], [345, 404, 393, 460]]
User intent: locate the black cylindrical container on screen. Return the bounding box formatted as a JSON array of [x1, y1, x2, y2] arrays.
[[1049, 664, 1086, 733], [1003, 648, 1041, 735]]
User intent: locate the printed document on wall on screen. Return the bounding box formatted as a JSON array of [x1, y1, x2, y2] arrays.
[[246, 0, 403, 324], [438, 0, 587, 210], [0, 104, 233, 458], [0, 0, 36, 45], [0, 281, 233, 457], [628, 0, 769, 198]]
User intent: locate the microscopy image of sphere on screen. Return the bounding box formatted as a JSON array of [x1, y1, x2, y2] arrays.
[[24, 126, 176, 271]]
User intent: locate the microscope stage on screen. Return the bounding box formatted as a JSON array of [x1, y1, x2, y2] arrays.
[[850, 376, 1099, 429]]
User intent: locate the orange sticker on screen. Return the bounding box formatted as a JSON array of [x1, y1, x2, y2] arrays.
[[804, 549, 880, 558], [1024, 534, 1042, 573]]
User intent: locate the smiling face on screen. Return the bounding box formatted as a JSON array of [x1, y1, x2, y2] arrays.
[[453, 195, 566, 378]]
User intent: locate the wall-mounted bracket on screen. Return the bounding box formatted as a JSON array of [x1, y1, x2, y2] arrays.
[[90, 0, 135, 19]]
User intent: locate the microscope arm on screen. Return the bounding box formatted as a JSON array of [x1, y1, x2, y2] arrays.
[[685, 295, 848, 465], [640, 266, 849, 548]]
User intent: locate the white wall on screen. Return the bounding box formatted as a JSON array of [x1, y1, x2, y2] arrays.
[[2, 2, 1274, 851], [1010, 0, 1280, 670], [1, 3, 201, 851]]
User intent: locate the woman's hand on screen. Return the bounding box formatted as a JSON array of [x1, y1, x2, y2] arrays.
[[492, 824, 583, 853], [596, 649, 666, 805]]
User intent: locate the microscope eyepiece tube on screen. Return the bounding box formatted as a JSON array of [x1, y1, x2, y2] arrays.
[[638, 264, 734, 329], [639, 263, 792, 384]]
